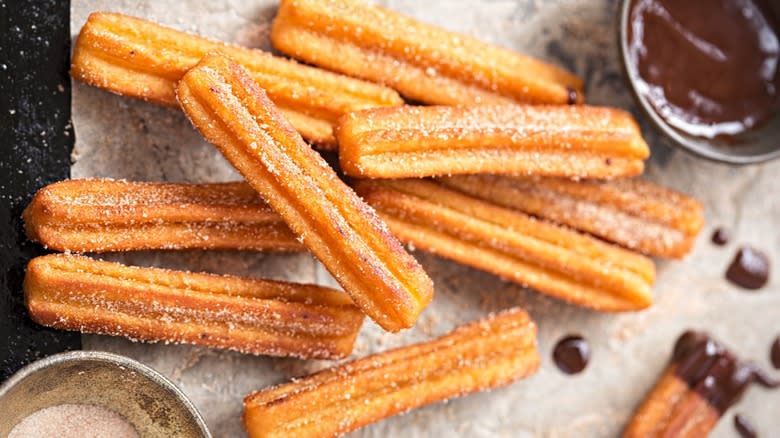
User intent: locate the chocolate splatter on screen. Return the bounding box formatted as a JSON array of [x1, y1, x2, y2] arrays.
[[553, 335, 589, 374], [711, 227, 730, 246]]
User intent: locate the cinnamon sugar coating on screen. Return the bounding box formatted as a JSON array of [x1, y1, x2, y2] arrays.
[[71, 12, 403, 148], [24, 254, 365, 359], [243, 308, 539, 438], [336, 105, 649, 179], [354, 179, 655, 312], [441, 175, 704, 259], [176, 53, 433, 332], [271, 0, 583, 105], [23, 179, 302, 253]]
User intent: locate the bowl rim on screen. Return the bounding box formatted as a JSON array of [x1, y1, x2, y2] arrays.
[[0, 350, 212, 437], [616, 0, 780, 165]]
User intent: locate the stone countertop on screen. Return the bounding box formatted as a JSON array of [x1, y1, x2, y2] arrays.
[[70, 1, 780, 436]]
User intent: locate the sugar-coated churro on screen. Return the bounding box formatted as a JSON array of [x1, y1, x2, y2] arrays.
[[176, 53, 433, 332], [71, 12, 403, 148], [243, 308, 539, 438], [337, 105, 649, 179], [271, 0, 583, 105], [354, 179, 655, 312], [24, 254, 365, 359], [440, 175, 704, 259], [23, 179, 302, 253]]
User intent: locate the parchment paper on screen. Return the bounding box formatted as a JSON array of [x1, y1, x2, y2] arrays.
[[70, 1, 780, 436]]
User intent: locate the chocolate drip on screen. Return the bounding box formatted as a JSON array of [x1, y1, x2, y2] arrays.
[[734, 414, 758, 438], [552, 335, 589, 374], [671, 330, 779, 414]]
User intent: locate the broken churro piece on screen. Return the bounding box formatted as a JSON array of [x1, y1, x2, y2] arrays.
[[23, 179, 302, 253], [243, 308, 539, 438], [440, 175, 704, 259], [271, 0, 583, 105], [336, 105, 650, 179], [24, 254, 365, 359], [177, 53, 433, 332], [71, 12, 403, 148], [354, 179, 655, 312], [623, 331, 780, 438]]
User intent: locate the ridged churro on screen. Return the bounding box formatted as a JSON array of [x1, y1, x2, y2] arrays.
[[24, 254, 365, 359], [243, 308, 539, 438], [23, 179, 302, 253], [441, 175, 704, 259], [271, 0, 583, 105], [623, 331, 780, 438], [177, 53, 433, 332], [337, 105, 650, 179], [71, 12, 403, 148], [354, 179, 655, 312]]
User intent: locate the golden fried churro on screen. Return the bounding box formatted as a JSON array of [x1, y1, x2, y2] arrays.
[[623, 331, 780, 438], [336, 105, 650, 179], [354, 179, 655, 312], [440, 175, 704, 259], [243, 308, 539, 438], [71, 12, 403, 148], [24, 254, 365, 359], [271, 0, 583, 106], [177, 53, 433, 332], [23, 179, 302, 253]]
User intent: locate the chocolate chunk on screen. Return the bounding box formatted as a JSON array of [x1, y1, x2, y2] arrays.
[[725, 247, 770, 290]]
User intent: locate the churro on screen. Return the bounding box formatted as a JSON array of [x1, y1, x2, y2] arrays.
[[441, 175, 704, 258], [71, 12, 403, 148], [271, 0, 583, 105], [23, 179, 302, 253], [243, 308, 539, 438], [354, 179, 655, 312], [24, 254, 365, 359], [623, 331, 780, 438], [337, 105, 649, 179], [176, 53, 433, 332]]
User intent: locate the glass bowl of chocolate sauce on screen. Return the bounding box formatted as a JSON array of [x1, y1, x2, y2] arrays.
[[619, 0, 780, 164]]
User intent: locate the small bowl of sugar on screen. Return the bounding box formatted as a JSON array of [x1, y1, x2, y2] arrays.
[[0, 351, 211, 438]]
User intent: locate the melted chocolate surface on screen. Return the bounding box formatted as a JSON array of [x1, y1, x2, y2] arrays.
[[627, 0, 780, 138]]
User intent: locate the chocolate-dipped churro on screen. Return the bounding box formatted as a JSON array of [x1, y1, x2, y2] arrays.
[[623, 330, 780, 438]]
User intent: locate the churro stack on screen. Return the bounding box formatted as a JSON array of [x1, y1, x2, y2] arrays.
[[20, 1, 708, 436]]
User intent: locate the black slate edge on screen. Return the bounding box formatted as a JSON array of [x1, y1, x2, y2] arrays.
[[0, 0, 80, 381]]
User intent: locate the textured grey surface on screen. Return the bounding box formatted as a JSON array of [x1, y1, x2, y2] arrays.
[[71, 1, 779, 436]]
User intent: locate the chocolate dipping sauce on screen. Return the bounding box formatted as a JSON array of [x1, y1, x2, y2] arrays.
[[627, 0, 780, 138], [734, 414, 758, 438], [725, 247, 770, 290], [552, 335, 590, 374]]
